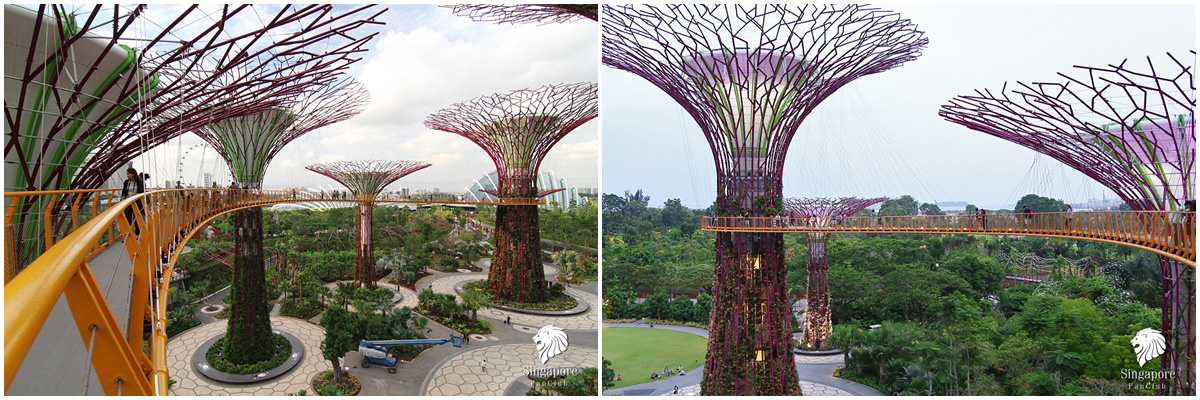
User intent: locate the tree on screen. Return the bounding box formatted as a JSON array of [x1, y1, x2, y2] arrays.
[[661, 198, 688, 227], [920, 203, 945, 215], [942, 253, 1005, 298], [602, 193, 627, 213], [1013, 194, 1068, 213], [693, 293, 713, 323], [879, 195, 919, 216], [320, 306, 356, 384], [460, 289, 490, 322], [667, 295, 694, 321], [642, 291, 670, 319], [602, 359, 616, 390]]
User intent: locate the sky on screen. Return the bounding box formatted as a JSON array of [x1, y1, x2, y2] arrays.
[[602, 3, 1196, 210], [130, 4, 598, 194]]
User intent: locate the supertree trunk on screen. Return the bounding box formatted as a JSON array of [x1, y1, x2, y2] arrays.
[[357, 201, 376, 289], [1160, 256, 1196, 395], [703, 184, 800, 395], [225, 206, 272, 363], [802, 234, 831, 349], [489, 202, 546, 303]]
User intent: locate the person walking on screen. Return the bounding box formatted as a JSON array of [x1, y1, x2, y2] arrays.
[[979, 209, 987, 230], [481, 358, 487, 373], [121, 167, 145, 236], [1022, 205, 1033, 230]]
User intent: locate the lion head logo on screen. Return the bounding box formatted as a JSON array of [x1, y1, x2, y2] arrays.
[[1131, 328, 1166, 367], [533, 325, 569, 364]]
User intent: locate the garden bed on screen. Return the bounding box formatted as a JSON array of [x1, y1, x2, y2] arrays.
[[464, 280, 579, 312], [206, 334, 292, 375], [389, 272, 431, 291], [312, 370, 361, 396]]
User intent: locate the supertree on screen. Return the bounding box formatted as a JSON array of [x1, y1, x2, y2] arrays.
[[425, 82, 597, 303], [784, 197, 886, 349], [603, 4, 927, 395], [306, 160, 432, 289], [444, 4, 597, 24], [3, 4, 385, 272], [940, 52, 1195, 395], [193, 79, 370, 364]]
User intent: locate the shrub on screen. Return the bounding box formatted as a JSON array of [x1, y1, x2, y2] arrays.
[[205, 334, 291, 375]]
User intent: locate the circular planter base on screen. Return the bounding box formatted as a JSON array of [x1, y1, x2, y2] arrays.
[[192, 330, 304, 384], [793, 348, 843, 356], [455, 279, 589, 316]]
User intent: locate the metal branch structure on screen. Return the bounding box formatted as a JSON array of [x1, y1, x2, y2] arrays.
[[603, 4, 927, 395], [192, 78, 370, 365], [425, 82, 597, 303], [306, 160, 432, 289], [940, 52, 1195, 395], [785, 197, 886, 349], [4, 3, 386, 274], [444, 4, 597, 24]]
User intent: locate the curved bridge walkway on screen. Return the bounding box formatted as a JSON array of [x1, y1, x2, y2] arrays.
[[702, 211, 1195, 266], [3, 188, 549, 395]]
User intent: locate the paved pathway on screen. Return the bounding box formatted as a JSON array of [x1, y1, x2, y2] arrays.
[[660, 381, 853, 396], [422, 343, 598, 396], [166, 317, 326, 396]]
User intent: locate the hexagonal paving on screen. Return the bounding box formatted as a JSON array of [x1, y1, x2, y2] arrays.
[[423, 343, 597, 396]]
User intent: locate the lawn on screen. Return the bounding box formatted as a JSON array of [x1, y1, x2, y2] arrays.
[[602, 328, 707, 389]]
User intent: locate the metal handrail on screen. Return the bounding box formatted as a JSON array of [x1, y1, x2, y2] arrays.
[[701, 210, 1195, 267], [3, 187, 545, 395]]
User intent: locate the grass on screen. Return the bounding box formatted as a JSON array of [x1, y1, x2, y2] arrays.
[[602, 328, 707, 389]]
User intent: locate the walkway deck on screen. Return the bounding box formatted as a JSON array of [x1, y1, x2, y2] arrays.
[[7, 243, 133, 395]]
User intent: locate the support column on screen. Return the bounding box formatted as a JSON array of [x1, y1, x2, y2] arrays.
[[802, 233, 831, 348], [1160, 256, 1196, 395], [702, 182, 800, 395], [357, 200, 376, 289], [225, 206, 272, 363], [489, 202, 546, 303]]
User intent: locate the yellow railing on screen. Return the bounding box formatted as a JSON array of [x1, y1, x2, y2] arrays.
[[701, 211, 1196, 267], [4, 189, 123, 283], [3, 188, 544, 395]]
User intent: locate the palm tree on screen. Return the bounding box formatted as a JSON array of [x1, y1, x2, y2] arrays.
[[460, 290, 490, 322]]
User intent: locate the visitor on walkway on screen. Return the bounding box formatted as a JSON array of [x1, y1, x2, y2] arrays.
[[505, 315, 511, 325], [121, 167, 145, 237], [673, 385, 679, 394], [481, 358, 487, 372], [979, 209, 987, 229], [1022, 206, 1033, 229]]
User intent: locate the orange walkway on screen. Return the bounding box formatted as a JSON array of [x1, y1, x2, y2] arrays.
[[701, 211, 1195, 267]]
